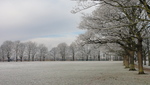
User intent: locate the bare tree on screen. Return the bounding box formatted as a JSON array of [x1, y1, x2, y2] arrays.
[[18, 43, 26, 62], [0, 46, 5, 62], [69, 42, 77, 61], [50, 47, 58, 61], [1, 41, 14, 62], [38, 44, 48, 61], [73, 0, 150, 18], [25, 41, 35, 61], [31, 43, 37, 61], [57, 43, 68, 61], [77, 44, 92, 61], [14, 41, 20, 62]]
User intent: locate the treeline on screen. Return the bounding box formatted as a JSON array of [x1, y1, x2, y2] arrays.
[[0, 41, 48, 62], [0, 40, 122, 62]]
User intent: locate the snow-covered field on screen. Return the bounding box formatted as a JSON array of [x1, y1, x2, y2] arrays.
[[0, 61, 149, 85]]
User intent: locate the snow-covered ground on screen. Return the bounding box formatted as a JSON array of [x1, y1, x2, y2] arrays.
[[0, 61, 149, 85]]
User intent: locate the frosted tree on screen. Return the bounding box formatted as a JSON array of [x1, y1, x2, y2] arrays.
[[13, 41, 20, 62], [77, 0, 150, 73], [18, 43, 26, 62], [72, 0, 150, 18], [31, 42, 38, 61], [90, 44, 102, 61], [1, 41, 14, 62], [38, 44, 48, 61], [25, 41, 38, 61], [49, 47, 58, 61], [57, 43, 68, 61], [79, 44, 93, 61], [69, 42, 77, 61], [0, 46, 6, 62]]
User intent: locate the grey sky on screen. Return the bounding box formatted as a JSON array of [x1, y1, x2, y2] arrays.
[[0, 0, 95, 49]]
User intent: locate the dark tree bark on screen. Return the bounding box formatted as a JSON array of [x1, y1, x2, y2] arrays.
[[20, 56, 23, 62], [7, 52, 10, 62], [32, 55, 34, 61], [86, 55, 88, 61], [129, 51, 136, 71], [148, 52, 150, 66], [125, 55, 129, 68], [137, 38, 145, 74], [16, 53, 18, 62], [28, 53, 30, 61], [40, 56, 42, 61], [2, 55, 4, 62], [98, 51, 100, 61], [7, 57, 10, 62], [72, 54, 75, 61], [43, 56, 45, 61]]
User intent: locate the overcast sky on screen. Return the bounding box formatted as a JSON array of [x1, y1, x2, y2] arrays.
[[0, 0, 95, 49]]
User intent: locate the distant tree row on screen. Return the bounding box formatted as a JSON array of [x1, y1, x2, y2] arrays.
[[0, 41, 48, 62], [0, 40, 121, 62]]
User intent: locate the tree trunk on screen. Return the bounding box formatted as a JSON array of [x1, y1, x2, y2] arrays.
[[54, 56, 55, 61], [73, 54, 75, 61], [125, 55, 129, 68], [20, 57, 22, 62], [98, 51, 100, 61], [148, 55, 150, 66], [137, 39, 145, 74], [64, 55, 66, 61], [86, 55, 88, 61], [62, 55, 65, 61], [129, 51, 136, 71], [7, 53, 10, 62], [72, 52, 75, 61], [149, 52, 150, 66], [40, 56, 42, 61], [2, 55, 4, 62], [7, 57, 10, 62], [98, 55, 100, 61], [62, 56, 63, 61], [43, 56, 45, 61], [16, 52, 18, 62], [32, 55, 34, 61], [28, 54, 30, 61]]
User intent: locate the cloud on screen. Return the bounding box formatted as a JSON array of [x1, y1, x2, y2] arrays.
[[25, 34, 78, 50], [0, 0, 95, 47]]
